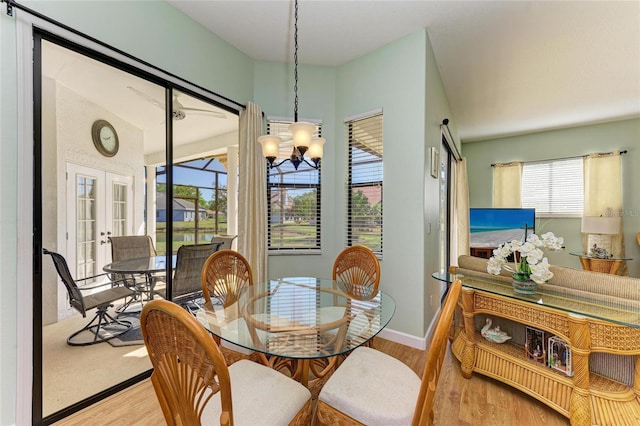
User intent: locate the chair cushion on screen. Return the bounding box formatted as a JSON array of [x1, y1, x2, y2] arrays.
[[202, 359, 311, 425], [319, 346, 421, 425]]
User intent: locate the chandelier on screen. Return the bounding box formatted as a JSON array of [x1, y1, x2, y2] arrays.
[[258, 0, 325, 170]]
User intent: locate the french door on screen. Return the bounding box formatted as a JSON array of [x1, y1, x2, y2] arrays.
[[64, 163, 133, 313]]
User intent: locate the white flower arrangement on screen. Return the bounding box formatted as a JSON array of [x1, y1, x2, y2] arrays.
[[487, 232, 564, 284]]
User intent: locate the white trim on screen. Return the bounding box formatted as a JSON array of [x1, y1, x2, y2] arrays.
[[344, 108, 383, 123], [376, 326, 426, 351], [16, 10, 35, 426]]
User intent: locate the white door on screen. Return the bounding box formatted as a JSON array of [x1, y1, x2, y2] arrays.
[[66, 163, 134, 283]]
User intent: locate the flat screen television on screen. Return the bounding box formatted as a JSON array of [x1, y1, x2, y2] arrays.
[[470, 208, 535, 248]]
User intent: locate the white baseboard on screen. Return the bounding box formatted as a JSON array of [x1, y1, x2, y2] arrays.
[[376, 327, 427, 351]]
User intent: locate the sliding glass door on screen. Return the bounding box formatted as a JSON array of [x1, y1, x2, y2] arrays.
[[36, 35, 239, 424]]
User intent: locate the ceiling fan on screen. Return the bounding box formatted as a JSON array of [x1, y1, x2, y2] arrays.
[[126, 86, 226, 120]]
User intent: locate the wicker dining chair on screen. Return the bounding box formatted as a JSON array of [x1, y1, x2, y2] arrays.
[[333, 245, 381, 297], [316, 278, 462, 426], [140, 299, 312, 426], [201, 249, 256, 363], [201, 249, 253, 308]]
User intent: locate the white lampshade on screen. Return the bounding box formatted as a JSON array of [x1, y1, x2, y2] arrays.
[[580, 216, 621, 235], [288, 121, 315, 148], [308, 137, 325, 159], [258, 135, 281, 158]]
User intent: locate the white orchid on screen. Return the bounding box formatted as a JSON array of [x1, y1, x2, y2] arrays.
[[487, 232, 564, 284]]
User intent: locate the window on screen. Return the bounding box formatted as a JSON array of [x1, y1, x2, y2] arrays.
[[521, 158, 583, 217], [266, 120, 322, 251], [346, 112, 383, 255]]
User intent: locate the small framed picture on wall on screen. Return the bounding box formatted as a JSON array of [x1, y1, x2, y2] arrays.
[[430, 147, 439, 178]]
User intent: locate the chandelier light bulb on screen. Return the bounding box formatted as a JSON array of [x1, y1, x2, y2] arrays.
[[289, 121, 315, 149]]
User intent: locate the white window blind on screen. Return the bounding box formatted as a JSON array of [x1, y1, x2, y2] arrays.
[[346, 113, 383, 255], [521, 158, 584, 217], [266, 120, 322, 251]]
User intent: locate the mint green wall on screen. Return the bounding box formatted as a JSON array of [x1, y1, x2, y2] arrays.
[[23, 1, 254, 103], [334, 30, 429, 338], [462, 118, 640, 277]]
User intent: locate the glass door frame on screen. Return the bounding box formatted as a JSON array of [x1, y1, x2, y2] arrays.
[[31, 27, 241, 425]]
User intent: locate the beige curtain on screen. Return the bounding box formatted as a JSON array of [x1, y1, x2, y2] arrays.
[[583, 152, 624, 270], [238, 102, 268, 283], [453, 158, 470, 260], [492, 162, 522, 208]]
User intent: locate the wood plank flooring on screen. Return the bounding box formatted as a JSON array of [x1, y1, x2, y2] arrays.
[[55, 337, 569, 425]]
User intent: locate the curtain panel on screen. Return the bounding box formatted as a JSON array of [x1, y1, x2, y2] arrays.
[[583, 152, 625, 273], [492, 162, 522, 208], [238, 102, 268, 283]]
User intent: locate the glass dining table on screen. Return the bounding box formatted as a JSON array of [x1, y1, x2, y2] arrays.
[[194, 276, 395, 394]]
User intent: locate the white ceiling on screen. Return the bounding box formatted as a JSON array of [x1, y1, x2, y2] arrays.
[[168, 0, 640, 142], [42, 41, 238, 156]]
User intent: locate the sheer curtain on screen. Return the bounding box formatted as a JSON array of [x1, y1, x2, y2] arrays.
[[583, 152, 625, 273], [238, 102, 268, 283], [453, 158, 470, 259], [492, 162, 522, 207]]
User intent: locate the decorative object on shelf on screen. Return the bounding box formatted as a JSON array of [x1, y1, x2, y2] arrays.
[[548, 336, 573, 377], [581, 215, 621, 257], [481, 317, 512, 344], [257, 0, 325, 170], [91, 119, 119, 157], [487, 231, 564, 294], [588, 243, 613, 259], [525, 326, 547, 365]]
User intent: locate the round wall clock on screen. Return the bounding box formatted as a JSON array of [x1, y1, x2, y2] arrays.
[[91, 119, 119, 157]]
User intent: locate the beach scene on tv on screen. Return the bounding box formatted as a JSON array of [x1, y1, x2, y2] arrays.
[[470, 208, 535, 248]]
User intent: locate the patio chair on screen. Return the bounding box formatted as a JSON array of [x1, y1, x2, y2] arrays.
[[171, 242, 223, 307], [109, 235, 161, 308], [210, 234, 238, 250], [316, 279, 462, 426], [140, 299, 312, 425], [43, 248, 135, 346]]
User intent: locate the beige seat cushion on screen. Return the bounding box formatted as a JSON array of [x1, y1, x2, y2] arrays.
[[319, 346, 421, 425], [202, 359, 311, 425]]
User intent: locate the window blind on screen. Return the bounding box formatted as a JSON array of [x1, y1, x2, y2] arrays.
[[346, 113, 383, 255], [521, 158, 583, 217], [266, 120, 322, 251]]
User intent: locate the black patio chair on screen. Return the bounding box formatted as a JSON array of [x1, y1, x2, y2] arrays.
[[44, 248, 135, 346]]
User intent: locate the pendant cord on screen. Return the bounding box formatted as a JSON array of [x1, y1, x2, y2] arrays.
[[293, 0, 299, 122]]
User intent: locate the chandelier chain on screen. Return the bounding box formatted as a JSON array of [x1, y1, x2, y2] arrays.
[[293, 0, 299, 122]]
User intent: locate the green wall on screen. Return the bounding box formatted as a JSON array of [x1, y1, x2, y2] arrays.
[[462, 118, 640, 276], [1, 2, 458, 423]]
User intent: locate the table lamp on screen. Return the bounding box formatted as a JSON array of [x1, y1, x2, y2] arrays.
[[580, 216, 621, 257]]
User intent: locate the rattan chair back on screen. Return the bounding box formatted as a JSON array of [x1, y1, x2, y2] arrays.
[[201, 249, 253, 307], [172, 243, 223, 301], [140, 299, 232, 425], [333, 245, 381, 297], [412, 278, 461, 425]]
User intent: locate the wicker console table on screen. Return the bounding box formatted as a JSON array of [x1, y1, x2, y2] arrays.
[[451, 274, 640, 426]]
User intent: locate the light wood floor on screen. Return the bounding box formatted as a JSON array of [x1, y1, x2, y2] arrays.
[[55, 337, 569, 425]]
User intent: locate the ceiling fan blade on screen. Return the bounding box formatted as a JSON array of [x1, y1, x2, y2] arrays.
[[180, 107, 226, 119], [126, 85, 164, 110]]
